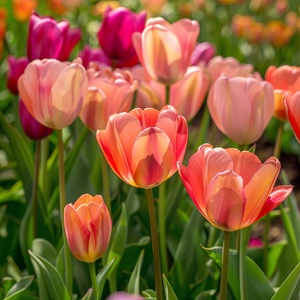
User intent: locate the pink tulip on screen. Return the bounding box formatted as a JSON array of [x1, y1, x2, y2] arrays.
[[18, 58, 88, 129], [284, 91, 300, 143], [64, 194, 112, 263], [78, 46, 110, 69], [6, 56, 28, 94], [96, 105, 188, 189], [106, 292, 144, 300], [80, 63, 138, 131], [133, 17, 199, 85], [170, 66, 210, 121], [97, 7, 147, 68], [207, 75, 274, 145], [190, 42, 216, 67], [178, 143, 293, 231], [27, 12, 81, 61], [19, 99, 53, 140]]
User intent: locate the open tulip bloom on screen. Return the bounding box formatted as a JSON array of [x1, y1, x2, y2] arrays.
[[178, 143, 293, 232], [96, 105, 188, 189]]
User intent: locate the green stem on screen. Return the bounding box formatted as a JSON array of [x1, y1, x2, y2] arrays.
[[57, 130, 73, 296], [220, 231, 231, 300], [145, 189, 163, 300], [99, 151, 111, 214], [194, 103, 211, 151], [207, 225, 219, 248], [273, 121, 284, 159], [159, 182, 168, 276], [39, 138, 49, 201], [165, 85, 170, 105], [88, 262, 99, 300]]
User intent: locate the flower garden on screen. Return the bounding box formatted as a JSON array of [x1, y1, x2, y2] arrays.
[[0, 0, 300, 299]]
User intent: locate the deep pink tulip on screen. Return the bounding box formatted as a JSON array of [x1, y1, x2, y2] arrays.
[[133, 17, 199, 85], [64, 194, 112, 263], [18, 58, 88, 129], [78, 46, 111, 69], [178, 143, 293, 231], [96, 105, 188, 189], [6, 56, 28, 94], [190, 42, 216, 67], [19, 99, 53, 140], [27, 12, 81, 61], [284, 91, 300, 143], [207, 75, 274, 145], [80, 63, 138, 131], [97, 7, 147, 68]]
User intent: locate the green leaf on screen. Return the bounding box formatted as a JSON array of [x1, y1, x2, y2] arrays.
[[271, 262, 300, 300], [127, 250, 144, 294], [0, 181, 24, 204], [81, 288, 93, 300], [141, 289, 156, 299], [31, 238, 57, 266], [201, 246, 275, 300], [4, 275, 34, 300], [96, 258, 116, 300], [163, 274, 178, 300], [29, 250, 71, 300]]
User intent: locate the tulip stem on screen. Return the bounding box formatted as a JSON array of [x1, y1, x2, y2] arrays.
[[88, 262, 99, 300], [273, 120, 284, 159], [99, 151, 112, 214], [194, 103, 211, 151], [145, 188, 163, 300], [57, 130, 73, 296], [159, 182, 168, 276], [165, 85, 170, 105], [220, 231, 231, 300]]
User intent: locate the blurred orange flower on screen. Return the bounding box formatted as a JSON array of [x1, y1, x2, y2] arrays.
[[12, 0, 38, 22]]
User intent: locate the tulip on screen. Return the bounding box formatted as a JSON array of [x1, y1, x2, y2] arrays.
[[27, 13, 81, 61], [80, 63, 138, 131], [96, 105, 188, 189], [97, 7, 147, 68], [18, 58, 88, 129], [190, 42, 216, 67], [207, 75, 274, 145], [12, 0, 37, 22], [64, 194, 112, 263], [178, 143, 293, 231], [132, 17, 199, 85], [79, 46, 110, 69], [106, 292, 144, 300], [170, 66, 210, 121], [19, 99, 53, 140], [284, 91, 300, 143], [264, 21, 294, 47], [6, 56, 28, 94]]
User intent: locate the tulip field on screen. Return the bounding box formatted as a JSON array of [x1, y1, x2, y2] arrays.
[[1, 0, 300, 299]]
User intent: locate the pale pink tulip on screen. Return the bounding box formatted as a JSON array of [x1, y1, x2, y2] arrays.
[[96, 105, 188, 189], [133, 17, 199, 85], [207, 75, 274, 145], [178, 143, 293, 231], [80, 63, 138, 131], [18, 58, 88, 129]]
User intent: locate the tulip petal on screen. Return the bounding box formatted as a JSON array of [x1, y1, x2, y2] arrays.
[[206, 170, 245, 231], [74, 194, 104, 208], [285, 92, 300, 142], [132, 127, 174, 188], [243, 157, 280, 226]]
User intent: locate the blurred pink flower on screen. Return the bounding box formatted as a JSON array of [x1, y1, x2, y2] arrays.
[[78, 46, 110, 69], [190, 42, 216, 67], [106, 292, 144, 300], [7, 56, 28, 94]]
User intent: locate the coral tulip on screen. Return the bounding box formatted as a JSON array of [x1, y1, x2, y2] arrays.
[[18, 58, 88, 129], [27, 13, 81, 61], [7, 56, 28, 94], [207, 75, 274, 145], [64, 194, 112, 263], [97, 7, 147, 68], [178, 143, 293, 231], [133, 17, 199, 85], [19, 99, 53, 140], [80, 63, 138, 131], [284, 91, 300, 143], [96, 105, 188, 189]]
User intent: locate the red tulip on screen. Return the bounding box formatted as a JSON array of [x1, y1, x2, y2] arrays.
[[64, 194, 112, 263], [178, 144, 293, 231], [96, 105, 188, 189]]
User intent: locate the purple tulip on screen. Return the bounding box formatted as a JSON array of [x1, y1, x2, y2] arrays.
[[97, 7, 147, 68], [7, 56, 28, 94], [190, 42, 216, 67], [19, 99, 53, 140], [26, 12, 81, 61]]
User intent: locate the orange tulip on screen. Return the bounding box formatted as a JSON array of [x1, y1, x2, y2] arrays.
[[12, 0, 37, 22], [96, 105, 188, 189], [178, 144, 293, 231], [64, 194, 112, 263], [132, 17, 199, 85], [284, 91, 300, 143], [18, 58, 88, 129], [80, 63, 138, 131]]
